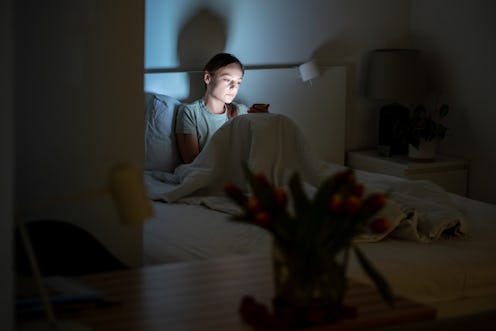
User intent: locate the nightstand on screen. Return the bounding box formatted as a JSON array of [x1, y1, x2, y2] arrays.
[[347, 149, 469, 196]]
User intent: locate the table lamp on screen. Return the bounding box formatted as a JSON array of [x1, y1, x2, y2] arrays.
[[365, 49, 426, 156], [16, 163, 152, 331]]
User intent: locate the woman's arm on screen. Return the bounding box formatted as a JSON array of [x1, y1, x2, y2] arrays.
[[176, 133, 200, 164]]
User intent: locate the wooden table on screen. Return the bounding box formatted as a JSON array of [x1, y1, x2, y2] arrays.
[[45, 254, 436, 330]]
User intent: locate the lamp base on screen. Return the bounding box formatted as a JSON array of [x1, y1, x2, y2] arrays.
[[378, 103, 409, 157]]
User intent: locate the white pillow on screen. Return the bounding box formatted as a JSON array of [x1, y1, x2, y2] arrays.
[[144, 93, 182, 172]]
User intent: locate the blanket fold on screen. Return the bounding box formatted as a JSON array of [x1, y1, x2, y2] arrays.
[[145, 113, 467, 243]]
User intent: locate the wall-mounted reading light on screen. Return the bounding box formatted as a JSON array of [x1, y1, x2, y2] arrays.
[[298, 59, 320, 83]]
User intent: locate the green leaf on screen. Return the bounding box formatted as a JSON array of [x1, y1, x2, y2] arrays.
[[288, 172, 310, 218], [242, 163, 275, 206], [439, 104, 449, 118], [313, 169, 354, 213], [353, 246, 394, 306]]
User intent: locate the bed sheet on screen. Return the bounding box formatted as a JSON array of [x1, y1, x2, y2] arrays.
[[146, 114, 468, 244], [144, 201, 271, 264], [142, 112, 496, 318], [143, 193, 496, 318]]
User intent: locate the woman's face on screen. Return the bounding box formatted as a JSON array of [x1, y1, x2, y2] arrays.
[[205, 62, 243, 104]]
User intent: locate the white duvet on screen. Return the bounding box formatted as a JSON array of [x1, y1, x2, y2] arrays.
[[145, 113, 467, 243]]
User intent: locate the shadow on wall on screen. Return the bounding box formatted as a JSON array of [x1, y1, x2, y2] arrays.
[[312, 37, 357, 97], [310, 35, 418, 151], [177, 8, 227, 102]]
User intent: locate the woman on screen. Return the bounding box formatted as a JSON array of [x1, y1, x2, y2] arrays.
[[175, 53, 249, 164]]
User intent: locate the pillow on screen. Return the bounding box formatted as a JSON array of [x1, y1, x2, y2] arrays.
[[144, 92, 182, 172]]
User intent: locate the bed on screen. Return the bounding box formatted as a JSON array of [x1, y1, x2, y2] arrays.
[[142, 67, 496, 321]]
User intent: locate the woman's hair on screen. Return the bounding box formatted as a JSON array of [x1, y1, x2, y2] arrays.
[[203, 53, 245, 75], [203, 53, 244, 119]]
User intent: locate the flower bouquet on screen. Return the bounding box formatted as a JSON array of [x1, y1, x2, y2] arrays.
[[224, 165, 393, 329]]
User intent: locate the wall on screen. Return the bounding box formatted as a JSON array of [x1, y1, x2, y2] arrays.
[[145, 0, 496, 204], [145, 0, 413, 153], [14, 0, 146, 267], [410, 0, 496, 203], [1, 0, 13, 328]]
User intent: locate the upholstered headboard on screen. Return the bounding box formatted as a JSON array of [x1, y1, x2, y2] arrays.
[[144, 65, 346, 170]]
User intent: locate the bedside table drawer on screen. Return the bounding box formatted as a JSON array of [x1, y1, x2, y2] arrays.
[[347, 150, 469, 196]]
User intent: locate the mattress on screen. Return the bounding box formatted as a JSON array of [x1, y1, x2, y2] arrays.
[[143, 193, 496, 318]]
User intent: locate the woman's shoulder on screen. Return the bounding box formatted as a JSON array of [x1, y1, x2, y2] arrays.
[[178, 99, 202, 113]]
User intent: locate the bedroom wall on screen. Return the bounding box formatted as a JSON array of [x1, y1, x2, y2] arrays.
[[410, 0, 496, 203], [145, 0, 496, 204], [1, 0, 13, 328], [14, 0, 146, 267], [145, 0, 413, 154]]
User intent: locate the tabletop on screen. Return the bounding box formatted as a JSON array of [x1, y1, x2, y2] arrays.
[[21, 253, 437, 331]]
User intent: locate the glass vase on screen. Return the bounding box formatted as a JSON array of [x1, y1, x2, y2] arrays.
[[271, 242, 354, 326]]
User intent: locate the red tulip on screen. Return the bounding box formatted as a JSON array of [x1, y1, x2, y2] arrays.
[[255, 172, 270, 187], [345, 196, 361, 216], [328, 194, 344, 214], [273, 187, 288, 207], [370, 217, 390, 233], [245, 196, 263, 213], [352, 183, 365, 197], [254, 212, 271, 227], [224, 182, 246, 204], [363, 193, 386, 214]]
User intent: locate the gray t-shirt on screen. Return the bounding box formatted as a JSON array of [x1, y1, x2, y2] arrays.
[[175, 99, 248, 150]]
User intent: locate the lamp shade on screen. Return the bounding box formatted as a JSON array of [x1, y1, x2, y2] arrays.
[[366, 49, 426, 102]]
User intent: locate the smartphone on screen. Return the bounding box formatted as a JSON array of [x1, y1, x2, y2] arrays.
[[248, 103, 270, 113]]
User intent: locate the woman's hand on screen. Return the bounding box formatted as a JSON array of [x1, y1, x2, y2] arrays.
[[248, 103, 270, 113]]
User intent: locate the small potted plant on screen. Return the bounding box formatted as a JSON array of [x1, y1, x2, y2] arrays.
[[407, 103, 449, 161]]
